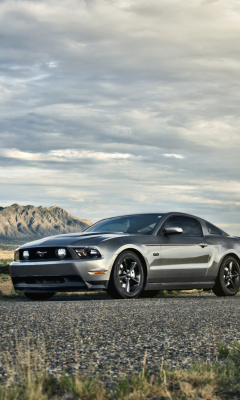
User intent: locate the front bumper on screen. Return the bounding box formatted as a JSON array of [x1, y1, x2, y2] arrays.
[[10, 257, 113, 293]]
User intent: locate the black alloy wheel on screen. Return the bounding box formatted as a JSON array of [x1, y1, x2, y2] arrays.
[[213, 256, 240, 296], [107, 251, 144, 299], [24, 292, 55, 300]]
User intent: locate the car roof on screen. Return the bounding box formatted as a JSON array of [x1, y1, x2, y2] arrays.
[[85, 212, 229, 236], [96, 212, 201, 219], [89, 212, 206, 225]]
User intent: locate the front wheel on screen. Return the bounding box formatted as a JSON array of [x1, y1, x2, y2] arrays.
[[212, 256, 240, 297], [24, 292, 55, 301], [107, 251, 144, 299]]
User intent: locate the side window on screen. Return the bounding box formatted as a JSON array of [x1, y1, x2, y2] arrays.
[[162, 216, 203, 237], [206, 222, 222, 236]]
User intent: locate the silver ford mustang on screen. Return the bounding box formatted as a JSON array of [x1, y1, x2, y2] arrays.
[[10, 212, 240, 300]]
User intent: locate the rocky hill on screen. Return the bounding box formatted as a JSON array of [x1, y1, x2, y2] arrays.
[[0, 204, 92, 244]]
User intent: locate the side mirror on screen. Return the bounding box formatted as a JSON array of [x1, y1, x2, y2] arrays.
[[163, 227, 183, 235]]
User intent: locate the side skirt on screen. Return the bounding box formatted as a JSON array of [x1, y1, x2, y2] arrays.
[[145, 282, 215, 290]]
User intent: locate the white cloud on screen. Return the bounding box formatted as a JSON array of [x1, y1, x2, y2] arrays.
[[0, 0, 240, 235], [50, 149, 135, 161], [1, 148, 139, 162], [163, 154, 184, 159], [47, 61, 58, 68]]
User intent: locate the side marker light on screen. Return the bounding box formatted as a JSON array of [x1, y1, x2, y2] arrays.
[[92, 271, 106, 274]]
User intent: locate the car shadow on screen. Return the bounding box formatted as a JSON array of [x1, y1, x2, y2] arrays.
[[52, 293, 238, 301], [4, 291, 239, 302]]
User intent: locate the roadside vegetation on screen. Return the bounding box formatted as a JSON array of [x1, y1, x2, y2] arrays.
[[0, 341, 240, 399], [0, 259, 11, 274], [0, 258, 17, 299]]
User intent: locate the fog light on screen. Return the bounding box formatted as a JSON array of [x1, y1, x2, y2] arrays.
[[57, 248, 67, 258], [23, 250, 30, 260]]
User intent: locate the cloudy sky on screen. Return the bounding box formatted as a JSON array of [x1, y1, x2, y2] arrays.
[[1, 0, 240, 234]]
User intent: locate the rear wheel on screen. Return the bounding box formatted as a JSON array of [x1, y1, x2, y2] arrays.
[[24, 292, 55, 301], [139, 290, 159, 298], [212, 256, 240, 297], [107, 251, 144, 299]]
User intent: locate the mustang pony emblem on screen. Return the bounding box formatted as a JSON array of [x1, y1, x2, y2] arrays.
[[36, 251, 47, 257]]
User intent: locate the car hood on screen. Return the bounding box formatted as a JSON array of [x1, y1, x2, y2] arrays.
[[19, 232, 131, 249]]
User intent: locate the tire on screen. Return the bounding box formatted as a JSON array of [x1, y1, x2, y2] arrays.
[[212, 256, 240, 297], [107, 251, 144, 299], [139, 290, 159, 298], [24, 292, 55, 301]]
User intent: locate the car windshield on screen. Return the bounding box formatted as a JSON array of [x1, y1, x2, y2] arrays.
[[85, 214, 164, 235]]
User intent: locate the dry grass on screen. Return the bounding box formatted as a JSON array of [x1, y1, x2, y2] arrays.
[[0, 250, 14, 260], [0, 340, 240, 400], [0, 276, 13, 296], [0, 243, 17, 259]]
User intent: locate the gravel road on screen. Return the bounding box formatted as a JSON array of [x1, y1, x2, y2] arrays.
[[0, 293, 240, 382]]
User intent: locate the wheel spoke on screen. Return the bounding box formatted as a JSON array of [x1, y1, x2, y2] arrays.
[[129, 262, 137, 273], [232, 272, 239, 279], [131, 276, 140, 284], [119, 264, 126, 274], [229, 262, 233, 272], [126, 278, 130, 292], [119, 274, 127, 280]]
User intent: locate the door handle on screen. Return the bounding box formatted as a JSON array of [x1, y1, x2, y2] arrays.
[[199, 243, 208, 248]]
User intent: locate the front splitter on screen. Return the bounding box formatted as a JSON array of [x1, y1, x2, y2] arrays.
[[12, 280, 108, 293]]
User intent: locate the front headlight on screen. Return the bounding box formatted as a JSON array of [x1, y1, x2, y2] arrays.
[[14, 251, 20, 261], [74, 248, 101, 259]]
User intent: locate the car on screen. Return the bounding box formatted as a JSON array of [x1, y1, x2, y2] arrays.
[[10, 212, 240, 300]]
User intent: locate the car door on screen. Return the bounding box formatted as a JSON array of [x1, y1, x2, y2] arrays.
[[158, 216, 210, 283]]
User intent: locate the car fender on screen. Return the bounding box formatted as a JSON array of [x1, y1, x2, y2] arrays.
[[110, 243, 150, 271], [218, 249, 240, 269]]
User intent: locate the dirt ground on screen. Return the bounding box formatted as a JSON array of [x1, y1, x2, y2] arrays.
[[0, 250, 14, 260]]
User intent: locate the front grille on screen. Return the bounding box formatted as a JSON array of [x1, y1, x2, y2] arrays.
[[25, 277, 65, 284], [12, 275, 84, 285], [19, 247, 72, 261]]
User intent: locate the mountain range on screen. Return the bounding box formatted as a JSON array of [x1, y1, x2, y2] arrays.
[[0, 204, 92, 244]]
